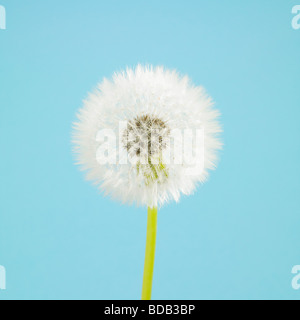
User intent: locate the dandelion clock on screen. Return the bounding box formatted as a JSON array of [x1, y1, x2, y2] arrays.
[[73, 65, 222, 300]]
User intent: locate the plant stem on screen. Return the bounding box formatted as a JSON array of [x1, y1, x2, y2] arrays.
[[141, 206, 158, 300]]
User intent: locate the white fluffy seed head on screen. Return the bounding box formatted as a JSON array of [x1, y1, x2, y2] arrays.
[[73, 65, 222, 207]]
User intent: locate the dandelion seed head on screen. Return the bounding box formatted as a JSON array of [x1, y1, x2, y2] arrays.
[[73, 65, 222, 207]]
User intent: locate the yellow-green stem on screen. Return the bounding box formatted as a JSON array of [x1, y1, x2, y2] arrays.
[[141, 207, 158, 300]]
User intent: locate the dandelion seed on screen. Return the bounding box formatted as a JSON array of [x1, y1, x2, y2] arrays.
[[72, 65, 222, 300]]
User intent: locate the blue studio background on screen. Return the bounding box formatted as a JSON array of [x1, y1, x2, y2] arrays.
[[0, 0, 300, 300]]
